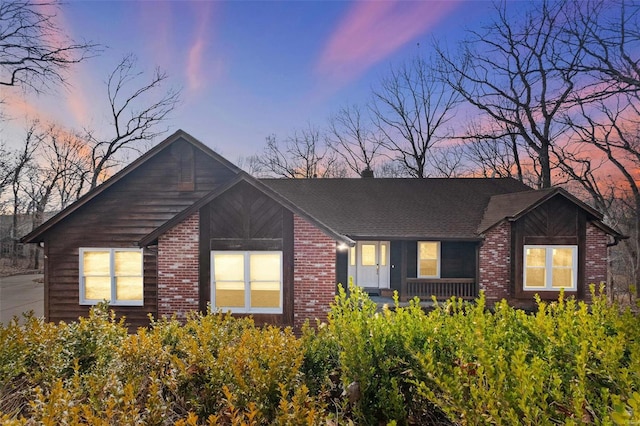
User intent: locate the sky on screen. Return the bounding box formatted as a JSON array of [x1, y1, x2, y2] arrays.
[[1, 0, 498, 163]]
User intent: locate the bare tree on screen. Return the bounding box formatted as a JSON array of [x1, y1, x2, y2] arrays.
[[327, 104, 384, 176], [0, 1, 96, 95], [7, 122, 40, 265], [461, 120, 524, 180], [436, 0, 591, 188], [372, 55, 460, 178], [552, 0, 640, 296], [86, 54, 180, 189], [560, 93, 640, 295], [235, 155, 263, 177], [23, 124, 90, 214], [376, 160, 409, 178], [428, 145, 467, 177], [0, 142, 12, 192], [569, 0, 640, 95], [254, 126, 346, 179]]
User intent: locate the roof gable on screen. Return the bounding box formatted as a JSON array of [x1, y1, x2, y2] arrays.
[[22, 130, 240, 243], [478, 187, 622, 237], [139, 172, 354, 247]]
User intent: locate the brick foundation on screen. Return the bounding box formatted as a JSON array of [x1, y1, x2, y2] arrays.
[[157, 212, 200, 320], [479, 221, 512, 304], [293, 215, 336, 331]]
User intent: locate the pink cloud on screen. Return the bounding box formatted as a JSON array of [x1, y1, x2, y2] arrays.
[[186, 2, 218, 93], [3, 92, 48, 121], [65, 83, 91, 127], [316, 0, 461, 87], [34, 2, 93, 127]]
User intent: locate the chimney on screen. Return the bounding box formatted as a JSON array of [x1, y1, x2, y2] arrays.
[[360, 167, 374, 178]]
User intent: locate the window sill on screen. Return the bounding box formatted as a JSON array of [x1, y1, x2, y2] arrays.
[[214, 308, 283, 315]]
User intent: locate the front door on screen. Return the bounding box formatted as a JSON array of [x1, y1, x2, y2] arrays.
[[352, 241, 390, 289]]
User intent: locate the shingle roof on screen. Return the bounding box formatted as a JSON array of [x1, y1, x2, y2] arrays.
[[261, 178, 532, 239], [477, 189, 555, 234]]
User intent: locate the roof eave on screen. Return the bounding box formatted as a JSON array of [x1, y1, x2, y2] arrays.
[[346, 235, 483, 242]]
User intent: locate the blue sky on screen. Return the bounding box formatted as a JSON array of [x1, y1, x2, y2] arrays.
[[2, 0, 498, 162]]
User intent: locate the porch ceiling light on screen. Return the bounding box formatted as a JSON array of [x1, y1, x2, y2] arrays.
[[336, 242, 349, 251]]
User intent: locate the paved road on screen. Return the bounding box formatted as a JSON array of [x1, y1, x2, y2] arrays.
[[0, 274, 44, 324]]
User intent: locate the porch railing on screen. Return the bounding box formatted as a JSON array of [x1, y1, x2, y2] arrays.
[[404, 278, 477, 301]]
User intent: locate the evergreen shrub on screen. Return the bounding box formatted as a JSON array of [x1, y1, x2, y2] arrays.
[[0, 286, 638, 425]]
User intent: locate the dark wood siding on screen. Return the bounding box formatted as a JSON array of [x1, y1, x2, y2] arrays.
[[199, 181, 294, 326], [512, 196, 586, 299], [42, 138, 237, 328], [390, 241, 402, 291], [336, 250, 348, 289], [441, 242, 476, 279]]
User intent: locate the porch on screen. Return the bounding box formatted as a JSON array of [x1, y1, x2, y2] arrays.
[[401, 278, 477, 302]]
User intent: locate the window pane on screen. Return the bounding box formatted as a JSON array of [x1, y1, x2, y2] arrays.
[[526, 248, 546, 267], [350, 246, 355, 266], [85, 276, 111, 300], [419, 242, 438, 260], [380, 244, 387, 266], [215, 281, 245, 307], [419, 259, 438, 277], [116, 277, 143, 301], [84, 251, 110, 275], [552, 268, 573, 288], [115, 251, 142, 276], [213, 254, 244, 281], [552, 248, 573, 267], [361, 244, 376, 266], [525, 268, 546, 287], [251, 281, 280, 308], [250, 253, 280, 281]]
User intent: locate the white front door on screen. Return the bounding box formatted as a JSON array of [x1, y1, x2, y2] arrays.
[[351, 241, 390, 289]]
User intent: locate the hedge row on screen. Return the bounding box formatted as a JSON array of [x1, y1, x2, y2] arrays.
[[0, 286, 638, 425]]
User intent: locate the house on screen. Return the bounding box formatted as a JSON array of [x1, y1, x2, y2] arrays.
[[22, 130, 622, 331]]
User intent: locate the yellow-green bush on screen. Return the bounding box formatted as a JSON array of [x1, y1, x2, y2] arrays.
[[0, 287, 638, 425], [0, 306, 326, 425], [322, 285, 640, 425]]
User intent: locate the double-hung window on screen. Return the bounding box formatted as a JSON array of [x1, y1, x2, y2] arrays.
[[523, 245, 577, 291], [418, 241, 440, 278], [80, 248, 144, 305], [211, 251, 282, 313]]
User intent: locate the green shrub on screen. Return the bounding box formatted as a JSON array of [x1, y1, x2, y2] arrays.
[[0, 287, 638, 425]]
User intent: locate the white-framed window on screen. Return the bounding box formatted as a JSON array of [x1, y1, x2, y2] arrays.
[[523, 245, 578, 291], [418, 241, 440, 278], [211, 251, 282, 314], [79, 248, 144, 306]]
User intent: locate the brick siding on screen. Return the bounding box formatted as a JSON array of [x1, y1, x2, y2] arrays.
[[584, 223, 609, 301], [157, 212, 200, 320], [478, 221, 512, 304], [479, 220, 610, 308], [293, 215, 336, 331]]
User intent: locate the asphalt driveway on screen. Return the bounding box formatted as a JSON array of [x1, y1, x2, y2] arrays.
[[0, 274, 44, 324]]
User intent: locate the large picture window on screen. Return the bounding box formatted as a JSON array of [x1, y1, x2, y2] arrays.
[[524, 245, 577, 291], [418, 241, 440, 278], [80, 248, 144, 306], [211, 251, 282, 313]]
